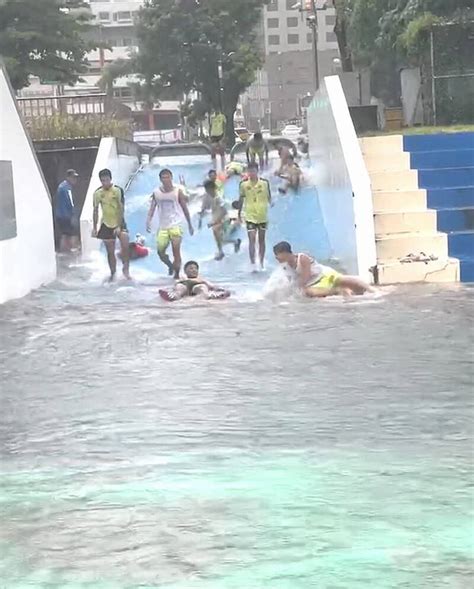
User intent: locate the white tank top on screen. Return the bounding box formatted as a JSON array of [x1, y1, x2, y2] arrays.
[[295, 253, 327, 286], [153, 185, 184, 230]]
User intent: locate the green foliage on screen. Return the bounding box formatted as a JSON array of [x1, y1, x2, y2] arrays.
[[135, 0, 266, 143], [26, 114, 131, 141], [0, 0, 97, 90]]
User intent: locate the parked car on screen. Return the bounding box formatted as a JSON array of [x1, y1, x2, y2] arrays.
[[281, 124, 303, 142]]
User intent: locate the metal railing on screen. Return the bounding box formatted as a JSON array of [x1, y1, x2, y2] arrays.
[[16, 93, 109, 119]]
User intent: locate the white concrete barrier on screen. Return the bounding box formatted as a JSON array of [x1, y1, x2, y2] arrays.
[[0, 61, 56, 304], [80, 137, 140, 260], [307, 76, 376, 281]]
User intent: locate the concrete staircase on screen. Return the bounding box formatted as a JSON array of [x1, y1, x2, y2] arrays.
[[404, 132, 474, 282], [361, 135, 460, 284]]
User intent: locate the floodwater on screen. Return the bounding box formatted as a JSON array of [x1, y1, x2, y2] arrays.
[[1, 160, 473, 588]]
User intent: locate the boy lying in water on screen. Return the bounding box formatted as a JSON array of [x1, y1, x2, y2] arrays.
[[159, 260, 230, 302], [273, 241, 376, 298]]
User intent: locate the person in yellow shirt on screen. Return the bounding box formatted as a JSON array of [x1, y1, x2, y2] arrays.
[[92, 168, 131, 281], [209, 110, 226, 170], [237, 162, 272, 271]]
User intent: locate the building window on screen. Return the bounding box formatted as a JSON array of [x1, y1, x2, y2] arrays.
[[326, 31, 337, 43], [116, 11, 132, 21], [325, 14, 336, 26], [266, 0, 278, 11], [286, 0, 296, 9], [268, 35, 280, 45], [288, 34, 299, 44], [267, 18, 279, 29], [307, 32, 313, 44], [98, 12, 110, 21], [287, 16, 298, 27]]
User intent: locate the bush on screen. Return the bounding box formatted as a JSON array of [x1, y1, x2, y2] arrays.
[[25, 114, 132, 141]]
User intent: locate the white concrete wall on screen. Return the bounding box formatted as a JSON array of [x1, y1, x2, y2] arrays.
[[80, 137, 139, 259], [0, 64, 56, 304], [307, 75, 376, 281]]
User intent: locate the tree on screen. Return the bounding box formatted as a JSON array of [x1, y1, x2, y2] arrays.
[[346, 0, 473, 107], [136, 0, 266, 145], [0, 0, 96, 90], [333, 0, 354, 72]]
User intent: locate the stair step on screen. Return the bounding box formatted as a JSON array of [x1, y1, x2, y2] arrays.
[[404, 132, 474, 152], [419, 167, 474, 190], [360, 135, 403, 155], [437, 208, 474, 232], [365, 152, 410, 172], [376, 232, 448, 261], [375, 257, 459, 284], [373, 189, 427, 213], [427, 186, 474, 209], [447, 231, 474, 259], [370, 169, 419, 192], [374, 210, 437, 235], [410, 149, 474, 170], [460, 258, 474, 282]]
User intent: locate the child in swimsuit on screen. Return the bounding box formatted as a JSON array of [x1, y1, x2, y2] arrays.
[[159, 260, 230, 301]]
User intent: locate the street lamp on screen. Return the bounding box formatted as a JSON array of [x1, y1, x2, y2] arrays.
[[217, 51, 235, 112], [293, 0, 328, 90]]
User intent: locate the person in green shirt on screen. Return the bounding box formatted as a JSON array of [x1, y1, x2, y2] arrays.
[[237, 162, 272, 271], [209, 110, 226, 170], [92, 168, 131, 281]]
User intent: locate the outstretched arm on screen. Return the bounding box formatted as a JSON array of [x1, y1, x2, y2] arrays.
[[146, 196, 156, 232], [179, 189, 194, 235]]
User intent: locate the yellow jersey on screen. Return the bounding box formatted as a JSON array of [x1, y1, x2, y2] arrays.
[[239, 178, 271, 224], [93, 185, 124, 228], [210, 113, 226, 137]]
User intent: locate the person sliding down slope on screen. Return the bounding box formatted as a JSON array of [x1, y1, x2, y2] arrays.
[[159, 261, 230, 302], [273, 241, 376, 298]]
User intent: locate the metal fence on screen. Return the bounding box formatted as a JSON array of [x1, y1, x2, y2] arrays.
[[430, 22, 474, 125], [16, 93, 108, 119]]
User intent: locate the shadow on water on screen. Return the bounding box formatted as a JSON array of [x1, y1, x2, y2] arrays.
[[0, 158, 473, 588]]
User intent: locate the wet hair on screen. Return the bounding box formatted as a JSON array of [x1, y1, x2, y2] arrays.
[[247, 162, 259, 172], [208, 169, 217, 175], [203, 179, 216, 192], [159, 168, 173, 179], [99, 168, 112, 180], [254, 132, 263, 141], [184, 260, 199, 272], [231, 200, 240, 210], [273, 241, 292, 254]]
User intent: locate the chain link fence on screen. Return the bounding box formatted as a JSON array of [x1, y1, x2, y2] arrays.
[[430, 22, 474, 125]]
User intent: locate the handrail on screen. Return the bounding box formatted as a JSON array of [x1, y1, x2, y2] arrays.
[[151, 142, 212, 159]]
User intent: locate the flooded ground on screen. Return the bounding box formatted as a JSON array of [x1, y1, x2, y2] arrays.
[[1, 263, 472, 588]]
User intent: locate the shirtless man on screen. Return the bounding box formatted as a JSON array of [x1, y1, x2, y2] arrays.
[[276, 155, 302, 194], [146, 168, 194, 278], [273, 241, 376, 298], [159, 260, 230, 301]]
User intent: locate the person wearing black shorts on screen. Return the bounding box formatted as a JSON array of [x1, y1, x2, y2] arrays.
[[92, 169, 131, 281]]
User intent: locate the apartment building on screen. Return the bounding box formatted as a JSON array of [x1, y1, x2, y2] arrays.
[[243, 0, 340, 130]]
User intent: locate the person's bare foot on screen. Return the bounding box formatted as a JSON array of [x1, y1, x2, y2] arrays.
[[215, 252, 225, 261], [108, 273, 116, 283], [122, 268, 132, 280]]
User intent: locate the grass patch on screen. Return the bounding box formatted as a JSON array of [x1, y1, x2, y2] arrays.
[[359, 124, 474, 137]]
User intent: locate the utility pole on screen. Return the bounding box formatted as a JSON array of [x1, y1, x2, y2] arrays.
[[308, 0, 320, 90]]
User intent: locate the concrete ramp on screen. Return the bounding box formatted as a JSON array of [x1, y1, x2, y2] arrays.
[[0, 60, 56, 303]]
